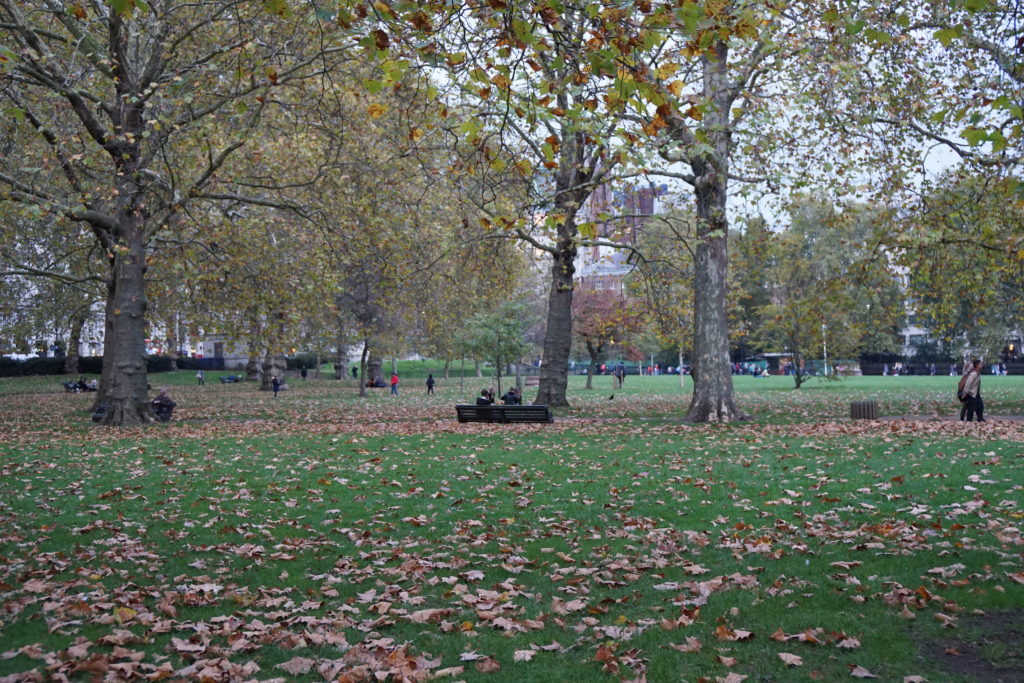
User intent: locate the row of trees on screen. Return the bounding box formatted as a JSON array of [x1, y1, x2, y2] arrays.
[[1, 0, 1021, 424]]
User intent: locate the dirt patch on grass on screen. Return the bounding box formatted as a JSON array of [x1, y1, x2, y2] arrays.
[[924, 608, 1024, 682]]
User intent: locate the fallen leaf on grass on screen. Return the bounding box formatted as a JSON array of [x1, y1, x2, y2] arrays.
[[169, 637, 206, 654], [849, 664, 879, 678], [715, 625, 754, 641], [830, 561, 862, 570], [837, 636, 861, 649], [903, 676, 928, 682], [778, 652, 803, 666], [667, 637, 701, 653], [430, 666, 465, 678], [475, 657, 501, 673], [513, 650, 535, 662], [275, 657, 315, 675], [406, 608, 454, 623], [718, 655, 738, 667], [716, 673, 747, 683]]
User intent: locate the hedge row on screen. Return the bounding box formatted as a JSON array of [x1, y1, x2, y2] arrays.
[[0, 355, 189, 377]]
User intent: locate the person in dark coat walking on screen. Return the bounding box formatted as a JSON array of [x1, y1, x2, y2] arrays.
[[271, 375, 281, 398], [426, 374, 435, 394]]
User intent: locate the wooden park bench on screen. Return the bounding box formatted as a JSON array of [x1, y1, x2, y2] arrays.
[[455, 404, 553, 424]]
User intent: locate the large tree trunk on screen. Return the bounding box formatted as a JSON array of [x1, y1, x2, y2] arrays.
[[534, 225, 577, 407], [443, 358, 451, 380], [358, 340, 369, 398], [334, 320, 347, 380], [245, 344, 262, 382], [64, 307, 87, 375], [535, 128, 595, 408], [367, 353, 382, 386], [260, 352, 287, 391], [91, 281, 116, 414], [99, 224, 153, 425], [686, 170, 743, 422], [585, 340, 601, 390], [164, 316, 179, 370], [684, 45, 744, 424]]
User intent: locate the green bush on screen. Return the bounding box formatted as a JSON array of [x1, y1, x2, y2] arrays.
[[286, 354, 321, 370], [0, 356, 64, 377]]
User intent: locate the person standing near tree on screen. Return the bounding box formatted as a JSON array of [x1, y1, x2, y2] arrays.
[[196, 369, 205, 385], [390, 372, 399, 396], [271, 375, 281, 398], [960, 359, 985, 422], [426, 373, 435, 394]]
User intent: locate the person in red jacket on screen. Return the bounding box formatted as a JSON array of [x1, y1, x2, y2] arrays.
[[390, 372, 399, 395]]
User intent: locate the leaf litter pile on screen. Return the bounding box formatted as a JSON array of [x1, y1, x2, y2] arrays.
[[0, 379, 1022, 682]]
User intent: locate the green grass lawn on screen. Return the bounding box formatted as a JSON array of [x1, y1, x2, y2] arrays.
[[0, 372, 1021, 681]]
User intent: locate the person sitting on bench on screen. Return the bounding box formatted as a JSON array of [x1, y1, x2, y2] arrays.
[[501, 387, 522, 405], [476, 389, 494, 406], [151, 388, 177, 422]]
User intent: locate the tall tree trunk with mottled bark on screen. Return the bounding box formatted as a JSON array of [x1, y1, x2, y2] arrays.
[[334, 318, 347, 380], [535, 226, 577, 407], [98, 218, 153, 425], [246, 343, 262, 382], [358, 340, 369, 398], [64, 308, 87, 375], [260, 352, 287, 391], [682, 45, 744, 423]]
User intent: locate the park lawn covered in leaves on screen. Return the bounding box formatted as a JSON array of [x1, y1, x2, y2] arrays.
[[0, 375, 1022, 681]]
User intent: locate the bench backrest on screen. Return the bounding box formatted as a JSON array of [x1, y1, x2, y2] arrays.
[[455, 404, 553, 423]]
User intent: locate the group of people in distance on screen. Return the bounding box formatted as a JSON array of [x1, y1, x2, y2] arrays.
[[476, 386, 522, 405]]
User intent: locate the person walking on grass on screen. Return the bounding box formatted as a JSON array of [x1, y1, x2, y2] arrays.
[[615, 362, 626, 389], [390, 372, 399, 396], [426, 373, 435, 395], [959, 359, 985, 422], [271, 375, 281, 398], [196, 369, 204, 385]]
